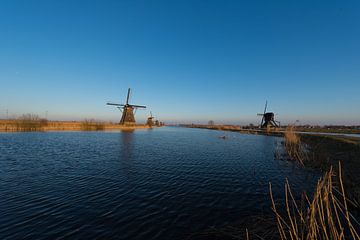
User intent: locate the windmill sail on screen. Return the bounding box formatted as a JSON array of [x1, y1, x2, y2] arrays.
[[107, 88, 146, 125], [257, 101, 279, 128]]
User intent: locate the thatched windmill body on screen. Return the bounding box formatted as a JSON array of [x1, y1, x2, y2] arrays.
[[257, 101, 280, 128], [107, 88, 146, 125]]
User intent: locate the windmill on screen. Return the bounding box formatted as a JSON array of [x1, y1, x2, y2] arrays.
[[107, 88, 146, 125], [257, 101, 280, 128], [146, 111, 154, 127]]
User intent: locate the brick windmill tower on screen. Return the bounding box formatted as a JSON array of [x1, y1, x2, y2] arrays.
[[107, 88, 146, 125]]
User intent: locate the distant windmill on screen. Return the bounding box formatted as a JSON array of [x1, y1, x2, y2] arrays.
[[257, 101, 280, 128], [155, 120, 160, 126], [146, 111, 154, 127], [107, 88, 146, 125]]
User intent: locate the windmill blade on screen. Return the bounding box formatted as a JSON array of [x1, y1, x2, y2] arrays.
[[271, 120, 279, 128], [130, 104, 146, 108], [126, 88, 131, 105], [263, 101, 268, 114], [276, 121, 281, 127], [257, 113, 264, 116], [107, 103, 125, 106]]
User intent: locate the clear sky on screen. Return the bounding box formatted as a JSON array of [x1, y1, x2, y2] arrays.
[[0, 0, 359, 125]]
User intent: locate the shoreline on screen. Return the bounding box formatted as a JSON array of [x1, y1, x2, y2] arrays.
[[184, 124, 360, 238], [0, 120, 154, 132], [182, 124, 360, 139], [184, 124, 360, 202]]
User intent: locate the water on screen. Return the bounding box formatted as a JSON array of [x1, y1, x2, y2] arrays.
[[0, 127, 319, 239]]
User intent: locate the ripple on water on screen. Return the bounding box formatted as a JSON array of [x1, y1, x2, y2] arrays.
[[0, 128, 320, 240]]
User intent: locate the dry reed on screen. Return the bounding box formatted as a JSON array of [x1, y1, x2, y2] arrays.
[[15, 114, 48, 131], [81, 119, 105, 131], [284, 125, 309, 165], [270, 162, 360, 240]]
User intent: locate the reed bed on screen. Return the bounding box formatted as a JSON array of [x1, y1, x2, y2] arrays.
[[81, 119, 105, 131], [15, 114, 48, 131], [270, 162, 360, 240], [0, 119, 152, 131]]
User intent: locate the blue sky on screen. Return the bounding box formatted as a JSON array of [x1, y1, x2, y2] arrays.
[[0, 0, 359, 125]]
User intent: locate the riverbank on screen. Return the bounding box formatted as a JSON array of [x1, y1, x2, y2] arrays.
[[184, 124, 360, 202], [300, 134, 360, 202], [182, 124, 283, 136], [182, 124, 360, 137], [184, 125, 360, 239], [0, 119, 153, 132]]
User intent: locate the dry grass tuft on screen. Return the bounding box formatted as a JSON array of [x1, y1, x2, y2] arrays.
[[270, 162, 360, 240]]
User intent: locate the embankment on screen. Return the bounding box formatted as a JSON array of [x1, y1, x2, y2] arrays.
[[0, 120, 152, 132], [183, 124, 284, 136], [300, 134, 360, 202], [185, 124, 360, 239], [185, 124, 360, 202]]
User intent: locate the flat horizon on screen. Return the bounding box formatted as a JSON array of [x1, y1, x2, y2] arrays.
[[1, 1, 359, 125]]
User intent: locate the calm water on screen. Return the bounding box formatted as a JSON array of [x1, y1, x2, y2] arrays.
[[0, 127, 319, 239]]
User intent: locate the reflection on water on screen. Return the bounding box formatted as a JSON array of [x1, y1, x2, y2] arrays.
[[0, 127, 320, 240], [119, 130, 135, 180]]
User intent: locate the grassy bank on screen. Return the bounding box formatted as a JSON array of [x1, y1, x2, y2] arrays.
[[189, 165, 360, 240], [185, 124, 360, 239], [186, 124, 360, 202], [0, 119, 153, 132], [183, 124, 360, 136], [300, 134, 360, 202], [184, 124, 284, 136]]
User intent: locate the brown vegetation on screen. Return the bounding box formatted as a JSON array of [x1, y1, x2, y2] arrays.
[[300, 134, 360, 205], [270, 163, 359, 240], [284, 125, 309, 165], [186, 124, 360, 239], [185, 124, 283, 136], [278, 128, 360, 239], [15, 114, 48, 131], [0, 119, 152, 132], [81, 119, 105, 131]]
